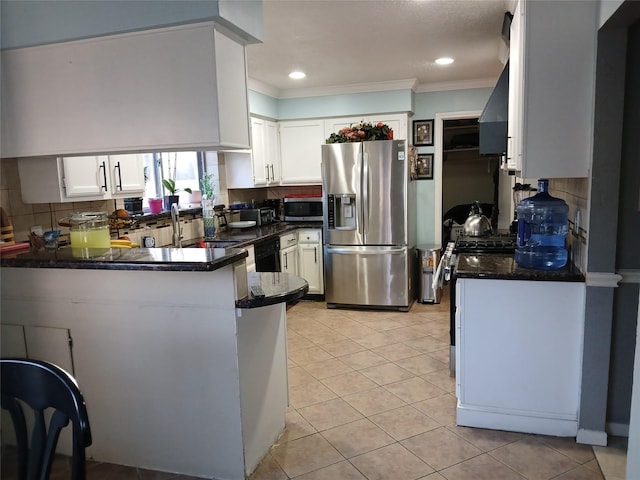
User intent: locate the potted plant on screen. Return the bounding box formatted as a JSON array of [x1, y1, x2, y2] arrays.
[[326, 121, 394, 144], [161, 178, 192, 210]]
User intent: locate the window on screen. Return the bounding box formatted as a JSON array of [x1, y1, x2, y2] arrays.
[[141, 152, 203, 207]]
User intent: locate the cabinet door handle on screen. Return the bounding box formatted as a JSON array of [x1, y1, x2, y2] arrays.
[[265, 165, 270, 182], [99, 161, 108, 192], [284, 252, 288, 269], [114, 161, 123, 191], [269, 164, 275, 181], [314, 246, 317, 263]]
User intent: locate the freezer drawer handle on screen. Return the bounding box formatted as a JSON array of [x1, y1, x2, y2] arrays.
[[326, 247, 406, 255]]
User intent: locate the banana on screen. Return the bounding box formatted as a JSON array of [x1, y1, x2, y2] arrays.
[[110, 239, 140, 248]]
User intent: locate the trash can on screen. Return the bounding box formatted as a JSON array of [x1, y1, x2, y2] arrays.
[[417, 244, 442, 304]]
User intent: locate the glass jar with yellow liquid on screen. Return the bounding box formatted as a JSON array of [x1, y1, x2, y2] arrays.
[[69, 212, 110, 257]]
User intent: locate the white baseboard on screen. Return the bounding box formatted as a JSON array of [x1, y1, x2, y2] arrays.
[[577, 428, 608, 446], [457, 405, 578, 437]]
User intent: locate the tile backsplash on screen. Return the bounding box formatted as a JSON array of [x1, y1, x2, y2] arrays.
[[0, 158, 202, 246], [1, 158, 119, 242], [549, 177, 589, 272]]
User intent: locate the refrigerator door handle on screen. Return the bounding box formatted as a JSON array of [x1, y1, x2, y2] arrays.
[[362, 151, 369, 237], [326, 246, 406, 255]]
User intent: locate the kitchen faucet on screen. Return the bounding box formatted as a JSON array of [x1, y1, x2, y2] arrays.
[[171, 203, 183, 247]]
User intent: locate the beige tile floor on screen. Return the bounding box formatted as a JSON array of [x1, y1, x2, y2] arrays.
[[593, 437, 628, 480], [250, 288, 605, 480]]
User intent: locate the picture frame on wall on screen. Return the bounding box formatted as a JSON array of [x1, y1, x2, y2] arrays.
[[416, 153, 434, 180], [413, 119, 434, 146]]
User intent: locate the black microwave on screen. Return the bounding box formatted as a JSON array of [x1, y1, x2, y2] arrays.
[[283, 196, 323, 222]]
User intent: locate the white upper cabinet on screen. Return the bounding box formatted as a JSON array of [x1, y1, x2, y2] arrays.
[[61, 156, 111, 198], [251, 118, 268, 186], [226, 117, 279, 189], [279, 119, 325, 185], [508, 0, 597, 178], [324, 114, 408, 141], [251, 117, 280, 185], [264, 120, 280, 184], [228, 113, 409, 188], [109, 154, 146, 195], [18, 154, 146, 203], [1, 23, 250, 158]]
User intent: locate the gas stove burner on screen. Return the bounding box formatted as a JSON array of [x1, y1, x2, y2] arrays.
[[454, 234, 516, 254]]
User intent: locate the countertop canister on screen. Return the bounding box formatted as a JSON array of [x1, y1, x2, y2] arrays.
[[68, 211, 110, 257]]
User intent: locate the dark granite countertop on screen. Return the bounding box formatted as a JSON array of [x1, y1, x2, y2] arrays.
[[455, 253, 585, 282], [0, 246, 248, 272], [0, 222, 323, 272], [236, 272, 309, 309], [185, 221, 322, 248]]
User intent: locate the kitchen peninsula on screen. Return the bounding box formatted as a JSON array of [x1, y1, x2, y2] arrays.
[[0, 247, 308, 479]]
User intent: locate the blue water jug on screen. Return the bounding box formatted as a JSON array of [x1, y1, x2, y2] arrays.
[[515, 179, 569, 270]]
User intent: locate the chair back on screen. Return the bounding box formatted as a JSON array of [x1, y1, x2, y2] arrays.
[[1, 358, 92, 480]]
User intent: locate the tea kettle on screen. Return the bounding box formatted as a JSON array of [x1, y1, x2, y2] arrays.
[[462, 202, 492, 237]]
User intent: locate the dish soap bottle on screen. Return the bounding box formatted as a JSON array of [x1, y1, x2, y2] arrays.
[[515, 179, 569, 270]]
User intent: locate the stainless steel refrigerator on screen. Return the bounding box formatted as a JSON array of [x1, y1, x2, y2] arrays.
[[322, 140, 415, 311]]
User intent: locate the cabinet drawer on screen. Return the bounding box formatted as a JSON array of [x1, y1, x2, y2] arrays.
[[297, 229, 321, 244], [280, 232, 298, 247]]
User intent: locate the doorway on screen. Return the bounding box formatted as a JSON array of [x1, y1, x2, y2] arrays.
[[434, 111, 501, 245]]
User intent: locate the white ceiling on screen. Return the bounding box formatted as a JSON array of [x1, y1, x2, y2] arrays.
[[246, 0, 511, 99]]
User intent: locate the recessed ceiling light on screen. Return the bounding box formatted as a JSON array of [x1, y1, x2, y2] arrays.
[[435, 57, 454, 65], [289, 71, 306, 79]]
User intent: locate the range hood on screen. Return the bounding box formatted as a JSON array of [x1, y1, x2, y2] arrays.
[[479, 11, 512, 156], [478, 62, 509, 155]]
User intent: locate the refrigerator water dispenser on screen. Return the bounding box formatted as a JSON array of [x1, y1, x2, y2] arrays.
[[327, 194, 357, 230]]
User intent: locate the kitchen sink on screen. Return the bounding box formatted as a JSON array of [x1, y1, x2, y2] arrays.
[[183, 239, 242, 249]]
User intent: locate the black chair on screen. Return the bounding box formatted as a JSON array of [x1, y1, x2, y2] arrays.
[[1, 358, 92, 480]]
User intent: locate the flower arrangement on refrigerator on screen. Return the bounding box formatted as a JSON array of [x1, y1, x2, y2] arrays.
[[326, 122, 394, 144]]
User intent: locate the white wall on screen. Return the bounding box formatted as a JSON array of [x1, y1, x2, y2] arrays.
[[413, 88, 493, 244]]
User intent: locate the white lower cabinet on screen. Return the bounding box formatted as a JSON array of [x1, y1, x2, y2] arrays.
[[0, 324, 74, 374], [456, 278, 585, 436], [280, 245, 298, 274], [279, 232, 298, 274], [18, 154, 145, 203], [0, 324, 75, 455], [297, 229, 323, 294]]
